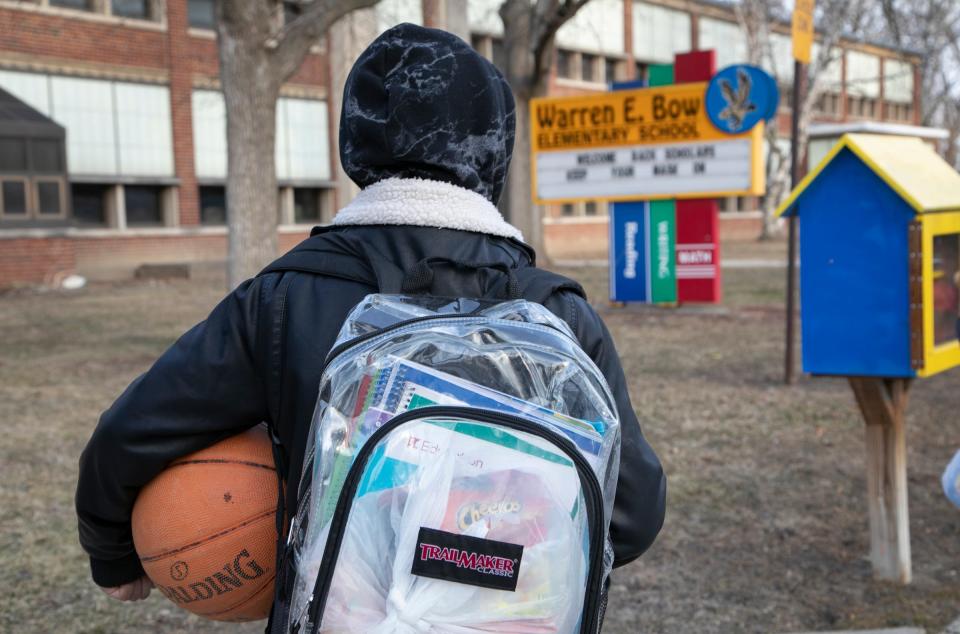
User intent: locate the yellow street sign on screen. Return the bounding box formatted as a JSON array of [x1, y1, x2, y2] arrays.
[[792, 0, 815, 64], [529, 82, 765, 204]]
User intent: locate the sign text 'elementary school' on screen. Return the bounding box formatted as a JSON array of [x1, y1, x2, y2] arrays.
[[530, 82, 764, 204]]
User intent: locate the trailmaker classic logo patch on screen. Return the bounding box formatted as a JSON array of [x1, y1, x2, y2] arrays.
[[411, 527, 523, 591]]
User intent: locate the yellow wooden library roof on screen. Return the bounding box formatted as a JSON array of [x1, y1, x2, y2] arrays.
[[777, 133, 960, 216]]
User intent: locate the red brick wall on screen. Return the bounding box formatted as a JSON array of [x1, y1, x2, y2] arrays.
[[184, 30, 327, 87], [0, 3, 327, 286], [69, 231, 312, 278], [0, 7, 167, 69], [545, 222, 609, 261], [0, 229, 311, 288], [0, 238, 77, 287]]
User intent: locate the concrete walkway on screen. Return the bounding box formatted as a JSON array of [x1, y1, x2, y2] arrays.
[[552, 258, 788, 269], [785, 628, 925, 634], [785, 618, 960, 634]]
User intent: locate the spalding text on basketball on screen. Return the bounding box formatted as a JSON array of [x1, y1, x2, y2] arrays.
[[156, 549, 266, 604]]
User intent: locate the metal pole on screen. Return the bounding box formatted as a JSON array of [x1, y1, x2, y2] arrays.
[[785, 59, 803, 384]]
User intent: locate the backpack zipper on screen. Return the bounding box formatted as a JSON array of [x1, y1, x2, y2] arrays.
[[319, 311, 579, 380], [301, 405, 605, 634]]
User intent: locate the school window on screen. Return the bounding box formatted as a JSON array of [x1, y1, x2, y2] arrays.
[[0, 90, 69, 224], [584, 201, 597, 216], [47, 0, 157, 20], [581, 54, 598, 83], [605, 58, 620, 84], [50, 0, 93, 11], [199, 186, 227, 225], [826, 94, 840, 115], [124, 185, 164, 226], [36, 180, 64, 216], [112, 0, 150, 19], [71, 184, 110, 226], [293, 188, 322, 224], [556, 50, 575, 79], [188, 0, 215, 29], [0, 179, 27, 217], [561, 203, 575, 217]]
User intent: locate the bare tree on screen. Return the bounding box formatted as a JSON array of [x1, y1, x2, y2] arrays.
[[497, 0, 594, 261], [734, 0, 872, 239], [216, 0, 380, 289], [878, 0, 960, 167]]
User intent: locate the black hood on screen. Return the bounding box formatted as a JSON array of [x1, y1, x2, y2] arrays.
[[339, 23, 516, 205]]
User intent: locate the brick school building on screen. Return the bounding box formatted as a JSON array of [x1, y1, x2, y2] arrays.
[[0, 0, 922, 286]]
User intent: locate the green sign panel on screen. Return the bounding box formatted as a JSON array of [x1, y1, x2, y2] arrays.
[[648, 199, 677, 303]]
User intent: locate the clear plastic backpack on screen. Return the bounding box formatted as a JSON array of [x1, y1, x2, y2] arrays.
[[283, 294, 621, 633]]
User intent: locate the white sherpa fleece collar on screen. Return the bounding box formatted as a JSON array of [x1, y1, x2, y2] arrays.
[[331, 177, 524, 242]]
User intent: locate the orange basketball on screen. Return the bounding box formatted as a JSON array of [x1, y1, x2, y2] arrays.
[[132, 425, 279, 622]]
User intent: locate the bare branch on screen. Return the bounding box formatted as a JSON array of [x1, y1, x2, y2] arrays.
[[273, 0, 381, 82], [529, 0, 590, 86], [880, 0, 902, 45]]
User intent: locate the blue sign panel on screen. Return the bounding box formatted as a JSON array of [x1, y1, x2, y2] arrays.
[[610, 201, 649, 303], [705, 65, 779, 134]]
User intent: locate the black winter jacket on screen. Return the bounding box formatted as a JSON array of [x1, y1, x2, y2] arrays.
[[75, 225, 666, 589]]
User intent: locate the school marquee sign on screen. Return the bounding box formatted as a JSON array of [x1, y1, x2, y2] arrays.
[[530, 81, 766, 204]]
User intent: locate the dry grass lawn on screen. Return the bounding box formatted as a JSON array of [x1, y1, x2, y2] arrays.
[[1, 248, 957, 633]]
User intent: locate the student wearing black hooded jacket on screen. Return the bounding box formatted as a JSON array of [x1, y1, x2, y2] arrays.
[[76, 23, 665, 623]]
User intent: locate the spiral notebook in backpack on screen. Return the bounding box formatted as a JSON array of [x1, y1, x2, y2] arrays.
[[271, 291, 622, 634]]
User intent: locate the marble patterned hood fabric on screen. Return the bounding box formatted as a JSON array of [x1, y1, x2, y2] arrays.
[[340, 23, 516, 205]]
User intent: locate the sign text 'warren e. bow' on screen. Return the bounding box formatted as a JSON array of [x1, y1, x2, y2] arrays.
[[530, 82, 765, 204]]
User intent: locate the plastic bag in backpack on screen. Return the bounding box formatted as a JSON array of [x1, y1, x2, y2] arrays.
[[283, 294, 621, 633]]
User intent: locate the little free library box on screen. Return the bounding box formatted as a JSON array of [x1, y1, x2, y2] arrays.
[[778, 132, 960, 583]]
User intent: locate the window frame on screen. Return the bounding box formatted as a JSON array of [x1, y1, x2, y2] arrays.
[[581, 53, 598, 83], [556, 49, 575, 80], [198, 184, 227, 225], [70, 182, 113, 227], [110, 0, 151, 20], [25, 0, 163, 24], [919, 212, 960, 377], [0, 176, 30, 219], [34, 176, 68, 219], [123, 184, 166, 227]]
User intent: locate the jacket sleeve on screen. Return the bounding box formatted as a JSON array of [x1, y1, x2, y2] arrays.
[[75, 276, 275, 588], [554, 292, 667, 568]]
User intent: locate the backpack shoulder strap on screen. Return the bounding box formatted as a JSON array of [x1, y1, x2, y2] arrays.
[[257, 229, 405, 292], [514, 267, 586, 305]]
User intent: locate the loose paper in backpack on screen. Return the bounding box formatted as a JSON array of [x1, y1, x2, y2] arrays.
[[380, 358, 605, 458], [355, 418, 582, 514]]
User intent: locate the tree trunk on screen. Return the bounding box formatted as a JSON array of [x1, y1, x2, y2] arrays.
[[329, 10, 378, 210], [500, 0, 548, 262], [506, 99, 545, 259], [220, 39, 281, 289]]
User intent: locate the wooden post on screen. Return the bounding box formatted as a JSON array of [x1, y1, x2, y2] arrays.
[[848, 377, 913, 583]]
